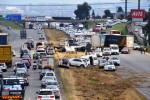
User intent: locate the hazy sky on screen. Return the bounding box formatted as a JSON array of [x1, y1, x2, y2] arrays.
[[0, 0, 125, 4]]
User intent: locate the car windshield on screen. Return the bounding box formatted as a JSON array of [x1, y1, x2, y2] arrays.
[[112, 57, 118, 60], [107, 62, 113, 65], [17, 63, 25, 68], [47, 81, 58, 85], [46, 73, 54, 76], [111, 47, 118, 49], [39, 91, 52, 95], [0, 63, 4, 66]]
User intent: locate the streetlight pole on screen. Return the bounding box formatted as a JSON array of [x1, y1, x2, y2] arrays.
[[138, 0, 140, 9], [125, 0, 127, 18]]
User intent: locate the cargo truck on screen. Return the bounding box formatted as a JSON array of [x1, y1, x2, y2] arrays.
[[42, 55, 54, 70], [0, 33, 8, 45], [91, 34, 134, 50], [0, 45, 12, 67], [20, 29, 27, 39]]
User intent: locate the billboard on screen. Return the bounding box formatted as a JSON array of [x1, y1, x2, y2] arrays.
[[6, 14, 21, 21], [130, 9, 146, 18]]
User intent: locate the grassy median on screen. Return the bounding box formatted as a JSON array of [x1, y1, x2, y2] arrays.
[[0, 21, 22, 30], [45, 28, 145, 100]]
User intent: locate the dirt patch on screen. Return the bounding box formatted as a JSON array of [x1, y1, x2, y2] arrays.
[[45, 29, 145, 100]]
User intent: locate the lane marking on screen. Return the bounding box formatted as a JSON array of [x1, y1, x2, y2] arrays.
[[136, 88, 150, 99]]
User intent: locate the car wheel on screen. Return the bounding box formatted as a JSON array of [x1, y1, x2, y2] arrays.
[[80, 65, 85, 68]]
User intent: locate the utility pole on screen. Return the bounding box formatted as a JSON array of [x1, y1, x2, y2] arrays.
[[138, 0, 140, 9], [125, 0, 127, 18]]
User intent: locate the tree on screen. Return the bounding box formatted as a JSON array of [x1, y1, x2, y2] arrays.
[[92, 10, 95, 19], [117, 7, 124, 13], [149, 4, 150, 11], [103, 10, 113, 19], [143, 20, 150, 45], [74, 2, 92, 20]]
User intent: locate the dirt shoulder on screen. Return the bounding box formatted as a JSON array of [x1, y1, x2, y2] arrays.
[[45, 29, 145, 100]]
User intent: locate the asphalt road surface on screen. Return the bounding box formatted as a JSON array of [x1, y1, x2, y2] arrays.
[[0, 25, 65, 100], [118, 51, 150, 99]]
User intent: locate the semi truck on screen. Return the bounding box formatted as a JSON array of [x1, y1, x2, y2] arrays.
[[91, 34, 134, 50], [0, 33, 8, 45], [20, 29, 27, 39], [0, 45, 12, 67]]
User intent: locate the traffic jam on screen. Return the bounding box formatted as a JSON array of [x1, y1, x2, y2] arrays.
[[0, 29, 60, 100]]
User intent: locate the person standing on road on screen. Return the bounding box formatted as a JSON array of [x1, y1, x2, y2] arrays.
[[144, 47, 147, 54]]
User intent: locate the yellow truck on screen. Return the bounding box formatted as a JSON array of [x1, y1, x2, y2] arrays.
[[0, 45, 12, 67]]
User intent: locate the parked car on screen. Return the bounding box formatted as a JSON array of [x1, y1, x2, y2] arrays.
[[133, 44, 141, 50], [37, 89, 55, 100], [93, 49, 102, 57], [111, 56, 120, 66], [99, 59, 106, 68], [121, 47, 130, 54], [0, 63, 7, 72], [104, 61, 115, 71], [69, 58, 88, 68], [58, 58, 69, 68], [46, 85, 60, 99]]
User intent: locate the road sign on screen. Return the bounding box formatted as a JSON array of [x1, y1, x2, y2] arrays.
[[131, 9, 146, 18], [6, 14, 21, 21], [130, 9, 145, 22]]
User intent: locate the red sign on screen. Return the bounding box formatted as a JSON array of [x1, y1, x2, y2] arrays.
[[131, 9, 146, 18]]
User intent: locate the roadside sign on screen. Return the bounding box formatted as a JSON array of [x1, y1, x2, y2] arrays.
[[6, 14, 21, 22], [131, 9, 146, 18]]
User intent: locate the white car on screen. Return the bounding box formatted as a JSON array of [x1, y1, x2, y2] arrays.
[[0, 63, 7, 72], [44, 71, 55, 77], [69, 58, 88, 68], [12, 50, 16, 57], [39, 35, 45, 40], [93, 49, 103, 57], [41, 76, 56, 87], [111, 56, 120, 66], [99, 59, 106, 68], [37, 89, 55, 100], [46, 85, 60, 99], [104, 61, 115, 71], [103, 47, 111, 56], [16, 68, 27, 74]]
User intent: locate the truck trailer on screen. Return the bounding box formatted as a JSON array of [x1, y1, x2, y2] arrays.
[[0, 33, 8, 45], [0, 45, 12, 67]]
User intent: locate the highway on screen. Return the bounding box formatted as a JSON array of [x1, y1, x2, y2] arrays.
[[0, 25, 65, 100], [118, 51, 150, 99]]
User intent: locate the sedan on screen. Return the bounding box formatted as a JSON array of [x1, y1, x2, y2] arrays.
[[37, 89, 55, 100], [41, 76, 56, 87], [0, 63, 7, 72], [111, 56, 120, 66], [46, 85, 60, 99], [104, 61, 115, 71], [99, 59, 106, 68], [121, 47, 130, 54], [69, 58, 88, 68]]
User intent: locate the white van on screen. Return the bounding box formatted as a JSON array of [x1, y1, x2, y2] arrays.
[[109, 44, 119, 55]]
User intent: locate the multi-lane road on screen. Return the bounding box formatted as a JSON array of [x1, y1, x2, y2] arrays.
[[0, 25, 65, 100]]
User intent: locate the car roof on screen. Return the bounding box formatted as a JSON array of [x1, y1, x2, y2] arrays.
[[40, 89, 52, 91]]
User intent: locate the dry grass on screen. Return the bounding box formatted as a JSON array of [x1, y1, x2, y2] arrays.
[[45, 29, 70, 46], [45, 29, 145, 100]]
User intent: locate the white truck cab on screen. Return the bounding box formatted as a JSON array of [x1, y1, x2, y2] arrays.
[[109, 44, 119, 55]]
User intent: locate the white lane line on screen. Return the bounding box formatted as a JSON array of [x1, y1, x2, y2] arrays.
[[29, 98, 30, 100], [136, 88, 150, 99]]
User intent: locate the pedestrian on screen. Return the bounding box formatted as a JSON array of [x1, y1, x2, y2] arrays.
[[144, 47, 147, 54]]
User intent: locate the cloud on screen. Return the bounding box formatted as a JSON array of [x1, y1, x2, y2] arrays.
[[5, 6, 24, 14]]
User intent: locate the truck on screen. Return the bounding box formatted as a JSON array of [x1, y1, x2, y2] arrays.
[[0, 33, 8, 45], [91, 34, 134, 50], [101, 35, 134, 50], [0, 45, 12, 67], [20, 29, 27, 39], [41, 55, 54, 70]]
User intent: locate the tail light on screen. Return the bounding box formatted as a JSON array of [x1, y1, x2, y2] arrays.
[[50, 96, 55, 98], [38, 96, 42, 98]]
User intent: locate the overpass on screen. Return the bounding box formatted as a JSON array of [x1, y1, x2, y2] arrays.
[[22, 19, 104, 28]]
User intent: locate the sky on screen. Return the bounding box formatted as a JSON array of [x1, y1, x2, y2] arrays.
[[0, 0, 129, 5]]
